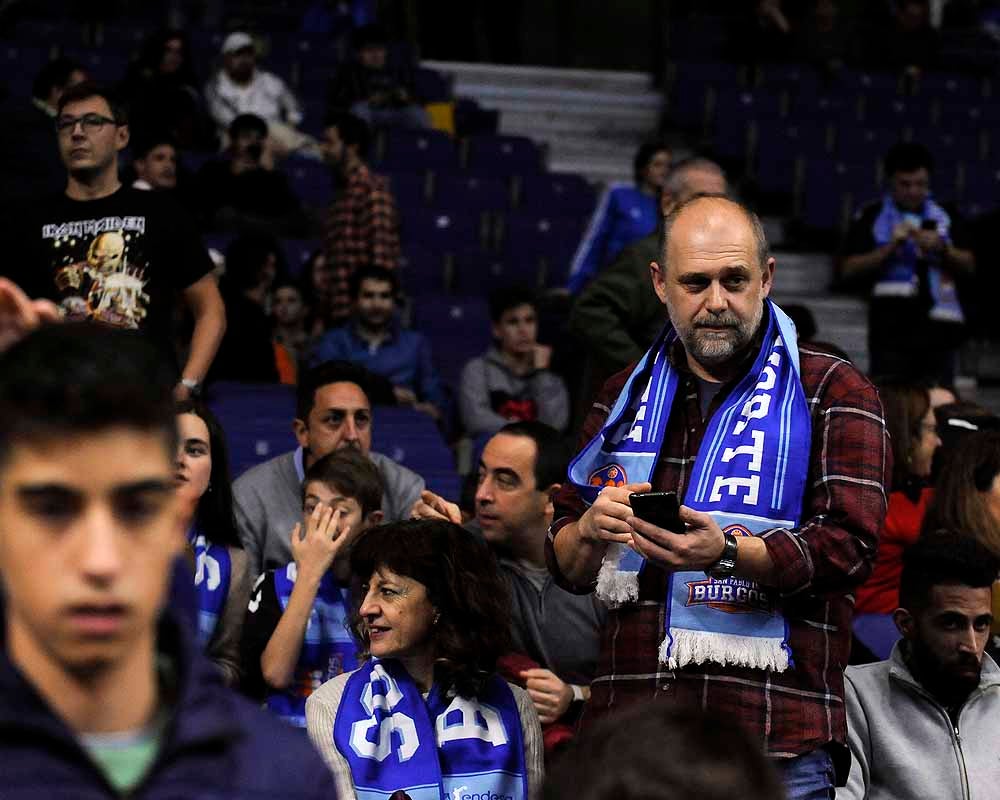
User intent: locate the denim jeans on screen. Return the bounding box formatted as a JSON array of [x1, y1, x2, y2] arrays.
[[773, 749, 836, 800]]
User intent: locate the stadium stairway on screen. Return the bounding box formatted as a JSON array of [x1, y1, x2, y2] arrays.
[[423, 61, 662, 186]]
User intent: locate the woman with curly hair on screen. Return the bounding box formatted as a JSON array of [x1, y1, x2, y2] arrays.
[[305, 519, 543, 799]]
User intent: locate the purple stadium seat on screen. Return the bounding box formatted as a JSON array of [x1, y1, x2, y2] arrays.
[[413, 67, 452, 103], [453, 249, 539, 293], [835, 128, 905, 162], [852, 614, 899, 661], [668, 62, 748, 131], [756, 63, 823, 99], [285, 159, 334, 208], [801, 160, 880, 232], [398, 241, 446, 295], [376, 128, 458, 173], [411, 295, 492, 389], [754, 120, 832, 196], [402, 207, 484, 253], [518, 172, 596, 218], [433, 172, 511, 213], [380, 170, 429, 212], [961, 163, 1000, 215], [501, 213, 584, 288], [915, 71, 985, 101], [465, 135, 543, 176], [861, 97, 934, 131]]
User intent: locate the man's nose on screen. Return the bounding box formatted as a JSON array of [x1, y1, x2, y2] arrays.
[[475, 478, 493, 505], [705, 282, 727, 313], [78, 510, 124, 583]]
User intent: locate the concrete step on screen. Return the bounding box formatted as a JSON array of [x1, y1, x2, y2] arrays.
[[423, 60, 653, 94], [450, 83, 662, 114], [497, 108, 657, 138]]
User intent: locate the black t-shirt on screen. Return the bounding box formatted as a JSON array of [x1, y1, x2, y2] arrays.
[[241, 571, 283, 702], [3, 186, 213, 350]]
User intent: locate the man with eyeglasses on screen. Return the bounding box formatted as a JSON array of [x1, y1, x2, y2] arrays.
[[2, 82, 225, 401]]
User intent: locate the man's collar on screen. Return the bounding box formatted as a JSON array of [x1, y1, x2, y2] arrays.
[[293, 446, 306, 482]]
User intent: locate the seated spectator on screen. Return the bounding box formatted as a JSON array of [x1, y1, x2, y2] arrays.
[[175, 400, 250, 687], [841, 142, 974, 383], [328, 23, 431, 130], [131, 136, 178, 192], [204, 32, 316, 158], [843, 532, 1000, 799], [233, 360, 425, 576], [459, 286, 569, 438], [196, 113, 308, 235], [545, 706, 783, 800], [305, 519, 543, 798], [0, 57, 86, 205], [272, 278, 312, 385], [0, 323, 335, 798], [242, 450, 383, 726], [412, 422, 605, 746], [123, 29, 217, 152], [310, 265, 445, 419], [567, 141, 671, 294], [321, 112, 400, 325], [210, 232, 282, 384], [855, 382, 940, 614]]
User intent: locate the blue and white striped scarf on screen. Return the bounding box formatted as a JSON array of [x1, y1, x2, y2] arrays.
[[188, 528, 231, 648], [335, 660, 528, 800], [568, 301, 810, 671]]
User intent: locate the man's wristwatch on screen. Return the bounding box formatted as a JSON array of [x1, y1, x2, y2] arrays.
[[180, 377, 202, 396], [706, 529, 739, 579]]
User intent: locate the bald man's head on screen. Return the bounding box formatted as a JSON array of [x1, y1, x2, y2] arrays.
[[650, 195, 775, 377], [660, 194, 769, 273]]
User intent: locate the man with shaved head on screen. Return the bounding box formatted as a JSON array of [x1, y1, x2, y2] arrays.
[[550, 195, 891, 799]]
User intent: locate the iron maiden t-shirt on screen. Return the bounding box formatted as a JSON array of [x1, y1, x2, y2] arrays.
[[5, 186, 213, 352]]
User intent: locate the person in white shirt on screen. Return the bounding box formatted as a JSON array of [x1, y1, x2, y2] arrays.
[[204, 32, 315, 158]]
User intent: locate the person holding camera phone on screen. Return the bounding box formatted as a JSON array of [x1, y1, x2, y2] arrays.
[[549, 195, 891, 799], [841, 142, 975, 382]]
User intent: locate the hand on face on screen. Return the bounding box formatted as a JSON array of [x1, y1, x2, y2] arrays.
[[290, 504, 348, 583]]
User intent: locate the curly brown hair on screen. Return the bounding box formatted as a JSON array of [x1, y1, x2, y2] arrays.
[[348, 519, 511, 699]]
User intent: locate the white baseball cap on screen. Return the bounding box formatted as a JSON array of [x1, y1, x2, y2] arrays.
[[222, 32, 255, 55]]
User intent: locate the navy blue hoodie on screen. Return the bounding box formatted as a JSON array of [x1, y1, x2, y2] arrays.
[[0, 609, 338, 799]]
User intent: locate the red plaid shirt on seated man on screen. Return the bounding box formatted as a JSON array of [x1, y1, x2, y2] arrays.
[[547, 336, 890, 782], [324, 163, 400, 324]]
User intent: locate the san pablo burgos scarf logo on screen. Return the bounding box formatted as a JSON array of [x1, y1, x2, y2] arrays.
[[568, 300, 810, 672]]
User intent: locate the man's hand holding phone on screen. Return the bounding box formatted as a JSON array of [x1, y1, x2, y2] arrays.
[[577, 482, 652, 546], [628, 494, 727, 572]]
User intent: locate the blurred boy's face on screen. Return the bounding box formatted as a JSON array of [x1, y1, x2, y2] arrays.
[[359, 44, 387, 70], [302, 480, 374, 556]]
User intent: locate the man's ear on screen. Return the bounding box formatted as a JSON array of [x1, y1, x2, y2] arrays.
[[116, 123, 130, 152], [292, 418, 309, 450], [365, 510, 384, 527], [760, 256, 776, 297], [544, 483, 561, 515], [649, 261, 668, 304], [893, 607, 916, 640]]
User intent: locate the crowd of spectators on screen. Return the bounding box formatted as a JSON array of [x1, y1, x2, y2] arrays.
[[0, 2, 1000, 800]]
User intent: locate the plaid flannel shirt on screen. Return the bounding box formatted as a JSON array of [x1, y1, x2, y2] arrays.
[[547, 340, 890, 776], [324, 164, 400, 324]]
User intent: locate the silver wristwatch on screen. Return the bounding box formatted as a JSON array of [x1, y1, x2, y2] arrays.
[[706, 529, 739, 579]]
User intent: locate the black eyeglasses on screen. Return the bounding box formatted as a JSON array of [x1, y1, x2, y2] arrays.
[[55, 113, 119, 134]]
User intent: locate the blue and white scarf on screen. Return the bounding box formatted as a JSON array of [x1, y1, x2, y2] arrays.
[[871, 194, 963, 324], [335, 660, 528, 800], [267, 563, 358, 727], [568, 300, 810, 671], [188, 529, 231, 648]]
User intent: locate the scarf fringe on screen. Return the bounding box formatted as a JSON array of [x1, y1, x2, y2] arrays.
[[595, 544, 640, 606], [660, 627, 790, 671]]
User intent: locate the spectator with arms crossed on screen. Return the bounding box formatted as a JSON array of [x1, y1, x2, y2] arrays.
[[0, 324, 335, 798], [549, 195, 890, 798], [242, 450, 383, 727], [234, 360, 424, 576]]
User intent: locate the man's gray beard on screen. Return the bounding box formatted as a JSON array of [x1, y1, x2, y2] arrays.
[[677, 302, 763, 367]]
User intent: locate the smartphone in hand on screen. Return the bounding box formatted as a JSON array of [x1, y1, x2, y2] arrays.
[[629, 491, 683, 537]]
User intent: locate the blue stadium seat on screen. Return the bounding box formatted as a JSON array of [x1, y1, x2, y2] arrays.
[[207, 383, 297, 477], [754, 120, 832, 196], [453, 249, 539, 293], [961, 163, 1000, 215], [413, 67, 452, 103], [377, 128, 458, 172], [61, 48, 130, 84], [861, 97, 934, 131], [380, 170, 429, 212], [280, 238, 322, 280], [465, 135, 543, 176], [411, 295, 492, 389], [398, 241, 446, 295], [402, 207, 484, 254], [518, 172, 596, 218], [501, 213, 584, 288], [285, 159, 334, 208], [835, 127, 905, 162], [433, 172, 510, 213], [915, 71, 985, 101], [801, 161, 880, 232], [852, 614, 899, 661], [756, 63, 823, 99]]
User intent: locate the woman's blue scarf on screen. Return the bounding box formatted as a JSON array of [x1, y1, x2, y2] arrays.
[[267, 562, 358, 727], [568, 300, 810, 671], [871, 194, 963, 323], [188, 528, 231, 648], [335, 659, 528, 800]]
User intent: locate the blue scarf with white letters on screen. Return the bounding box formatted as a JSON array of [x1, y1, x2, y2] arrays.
[[334, 659, 528, 800], [568, 300, 810, 671], [267, 562, 358, 727], [871, 194, 963, 323], [188, 528, 231, 648]]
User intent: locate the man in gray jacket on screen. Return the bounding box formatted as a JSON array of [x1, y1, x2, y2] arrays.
[[233, 360, 424, 576], [843, 531, 1000, 800]]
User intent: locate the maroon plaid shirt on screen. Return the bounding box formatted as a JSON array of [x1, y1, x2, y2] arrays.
[[547, 339, 890, 775], [324, 164, 400, 324]]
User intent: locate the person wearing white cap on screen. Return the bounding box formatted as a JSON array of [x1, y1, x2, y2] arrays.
[[205, 32, 315, 158]]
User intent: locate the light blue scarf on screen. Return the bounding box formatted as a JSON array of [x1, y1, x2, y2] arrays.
[[871, 194, 963, 323], [568, 301, 810, 671], [335, 659, 528, 800], [187, 528, 231, 648], [267, 562, 358, 727]]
